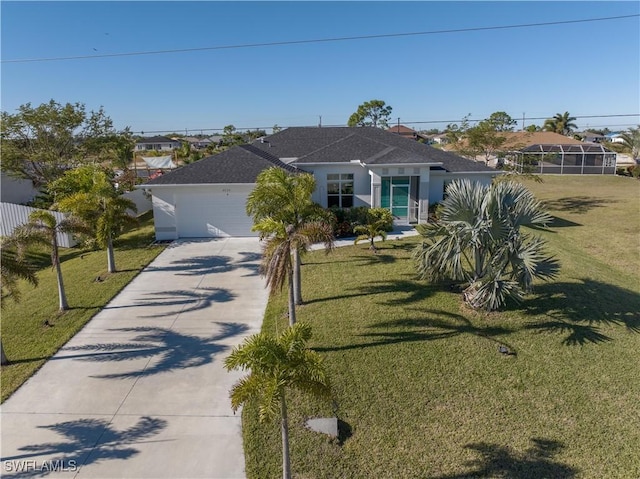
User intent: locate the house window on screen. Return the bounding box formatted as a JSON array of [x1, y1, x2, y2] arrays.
[[327, 173, 354, 208]]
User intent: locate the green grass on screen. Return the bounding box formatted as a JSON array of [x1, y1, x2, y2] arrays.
[[1, 212, 165, 402], [243, 175, 640, 478]]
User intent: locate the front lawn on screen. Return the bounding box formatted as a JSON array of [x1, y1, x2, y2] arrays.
[[243, 175, 640, 478], [1, 212, 166, 402]]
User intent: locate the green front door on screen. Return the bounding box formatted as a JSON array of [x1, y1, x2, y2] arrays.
[[381, 177, 410, 218]]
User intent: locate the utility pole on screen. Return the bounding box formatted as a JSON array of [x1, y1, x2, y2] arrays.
[[522, 113, 525, 131], [319, 115, 322, 128]]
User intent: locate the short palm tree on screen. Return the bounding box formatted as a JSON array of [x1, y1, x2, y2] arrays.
[[13, 211, 89, 311], [543, 112, 578, 136], [56, 168, 137, 273], [247, 167, 334, 306], [354, 219, 388, 253], [224, 322, 332, 479], [413, 179, 560, 311], [1, 237, 39, 365]]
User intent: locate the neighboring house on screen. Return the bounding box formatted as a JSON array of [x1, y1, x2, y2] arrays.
[[1, 172, 39, 204], [579, 131, 606, 143], [500, 131, 617, 175], [140, 127, 496, 239], [605, 132, 624, 144], [135, 136, 182, 152], [387, 125, 429, 142], [430, 133, 449, 145]]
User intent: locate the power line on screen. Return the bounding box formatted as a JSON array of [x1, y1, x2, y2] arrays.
[[3, 14, 638, 64], [132, 113, 639, 135]]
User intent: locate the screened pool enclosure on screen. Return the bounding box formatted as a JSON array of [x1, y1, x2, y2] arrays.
[[509, 143, 617, 175]]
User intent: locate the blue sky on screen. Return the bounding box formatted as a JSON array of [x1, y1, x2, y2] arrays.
[[2, 1, 639, 134]]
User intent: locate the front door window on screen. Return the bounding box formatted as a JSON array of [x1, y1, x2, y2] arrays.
[[381, 177, 410, 218]]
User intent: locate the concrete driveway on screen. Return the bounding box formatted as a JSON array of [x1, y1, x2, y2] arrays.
[[1, 238, 268, 478]]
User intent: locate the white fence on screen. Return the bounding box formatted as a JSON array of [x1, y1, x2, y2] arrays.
[[0, 203, 77, 248]]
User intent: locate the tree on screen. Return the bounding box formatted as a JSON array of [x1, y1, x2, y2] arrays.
[[0, 100, 125, 187], [445, 114, 471, 146], [487, 111, 517, 132], [354, 219, 388, 253], [413, 179, 560, 311], [13, 211, 90, 311], [620, 126, 640, 160], [543, 112, 578, 136], [53, 166, 137, 273], [224, 322, 332, 479], [247, 167, 334, 309], [347, 100, 393, 128], [0, 237, 40, 365], [466, 120, 508, 164], [175, 140, 192, 162], [525, 124, 542, 132]]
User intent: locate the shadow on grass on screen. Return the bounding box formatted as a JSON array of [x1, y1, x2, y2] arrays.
[[57, 322, 248, 379], [543, 196, 616, 214], [431, 438, 577, 479], [304, 278, 436, 306], [315, 310, 514, 353], [520, 279, 640, 346], [0, 416, 167, 478]]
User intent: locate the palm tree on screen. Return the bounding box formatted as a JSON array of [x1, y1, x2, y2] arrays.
[[1, 237, 39, 365], [13, 211, 89, 312], [543, 112, 578, 136], [55, 168, 137, 273], [247, 167, 334, 306], [224, 322, 332, 479], [259, 219, 333, 325], [413, 179, 560, 311], [620, 126, 640, 160], [354, 220, 388, 253]]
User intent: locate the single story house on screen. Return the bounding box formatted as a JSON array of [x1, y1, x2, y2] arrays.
[[135, 136, 182, 152], [387, 125, 429, 142], [140, 127, 496, 239]]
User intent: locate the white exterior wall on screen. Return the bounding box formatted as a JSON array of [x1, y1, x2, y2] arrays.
[[367, 165, 432, 223], [123, 189, 152, 215], [299, 164, 370, 208], [1, 173, 39, 204]]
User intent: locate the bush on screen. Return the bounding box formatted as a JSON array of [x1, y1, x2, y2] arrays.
[[327, 207, 394, 237]]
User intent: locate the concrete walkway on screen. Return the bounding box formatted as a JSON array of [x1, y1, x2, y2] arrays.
[[1, 238, 268, 479]]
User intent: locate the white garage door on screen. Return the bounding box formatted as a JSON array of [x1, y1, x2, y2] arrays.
[[175, 187, 256, 237]]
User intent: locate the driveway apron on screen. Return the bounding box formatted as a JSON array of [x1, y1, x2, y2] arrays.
[[1, 238, 268, 479]]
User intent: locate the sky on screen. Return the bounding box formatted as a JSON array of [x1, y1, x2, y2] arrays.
[[1, 1, 639, 135]]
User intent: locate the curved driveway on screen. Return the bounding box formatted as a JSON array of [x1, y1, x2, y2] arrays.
[[1, 238, 267, 479]]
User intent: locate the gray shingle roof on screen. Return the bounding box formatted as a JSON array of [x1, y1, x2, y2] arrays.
[[252, 127, 493, 172], [143, 144, 299, 185]]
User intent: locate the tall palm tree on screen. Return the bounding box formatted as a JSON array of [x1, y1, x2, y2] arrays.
[[413, 179, 560, 311], [13, 211, 89, 312], [543, 112, 578, 136], [259, 219, 333, 325], [224, 322, 332, 479], [1, 237, 39, 365], [247, 167, 334, 306], [55, 168, 137, 273]]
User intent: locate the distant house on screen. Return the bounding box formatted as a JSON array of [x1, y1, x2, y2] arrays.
[[430, 133, 449, 145], [501, 131, 617, 175], [579, 132, 606, 143], [135, 136, 182, 152], [387, 125, 429, 142], [140, 126, 497, 239], [605, 132, 625, 144]]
